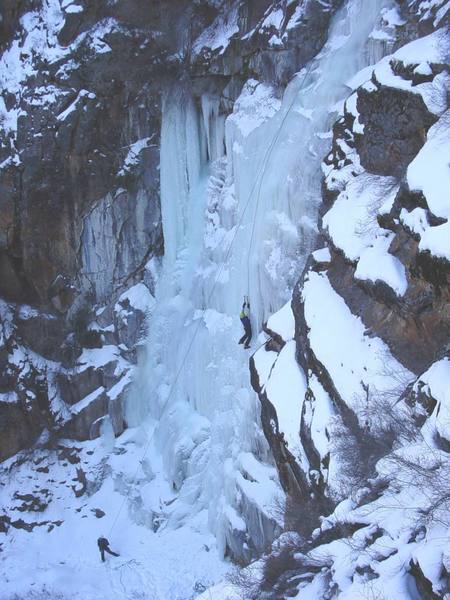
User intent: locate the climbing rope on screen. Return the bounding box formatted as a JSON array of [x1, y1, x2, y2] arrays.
[[246, 60, 316, 296], [107, 60, 317, 539]]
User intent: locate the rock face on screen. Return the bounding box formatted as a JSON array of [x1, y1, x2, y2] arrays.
[[248, 2, 450, 597], [1, 0, 449, 588], [355, 86, 435, 177], [321, 51, 449, 373], [0, 0, 342, 462], [0, 0, 177, 459]]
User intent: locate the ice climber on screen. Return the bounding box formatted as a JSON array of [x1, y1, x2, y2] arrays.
[[97, 535, 120, 562], [239, 297, 252, 349]]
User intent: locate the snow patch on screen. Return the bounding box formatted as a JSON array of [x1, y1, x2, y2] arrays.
[[302, 272, 412, 419], [266, 300, 295, 341], [227, 80, 281, 138], [355, 233, 408, 296], [265, 341, 307, 459], [407, 110, 450, 220]]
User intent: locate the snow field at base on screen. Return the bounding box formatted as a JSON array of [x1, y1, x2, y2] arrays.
[[0, 435, 229, 600]]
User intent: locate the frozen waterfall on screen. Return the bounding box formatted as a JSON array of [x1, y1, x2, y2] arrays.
[[125, 0, 390, 563]]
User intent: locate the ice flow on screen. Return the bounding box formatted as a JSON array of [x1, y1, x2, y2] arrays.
[[125, 0, 389, 562]]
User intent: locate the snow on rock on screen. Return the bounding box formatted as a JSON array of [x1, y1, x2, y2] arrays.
[[400, 207, 429, 235], [253, 345, 278, 389], [264, 341, 307, 460], [116, 282, 155, 315], [323, 172, 399, 262], [77, 345, 124, 374], [285, 3, 305, 30], [308, 375, 336, 460], [236, 452, 284, 519], [266, 300, 295, 341], [64, 3, 83, 14], [117, 137, 154, 177], [393, 26, 450, 66], [407, 110, 450, 220], [345, 92, 365, 134], [355, 233, 408, 296], [413, 0, 450, 26], [312, 247, 331, 264], [323, 167, 409, 296], [107, 370, 133, 402], [419, 221, 450, 260], [374, 59, 450, 115], [261, 7, 284, 31], [226, 80, 281, 139], [302, 271, 412, 419], [56, 89, 95, 121], [0, 391, 20, 404], [381, 6, 407, 27], [373, 29, 450, 116], [193, 5, 239, 55], [415, 358, 450, 442], [70, 386, 105, 416]]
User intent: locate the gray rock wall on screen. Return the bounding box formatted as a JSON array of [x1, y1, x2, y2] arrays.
[[0, 0, 342, 462]]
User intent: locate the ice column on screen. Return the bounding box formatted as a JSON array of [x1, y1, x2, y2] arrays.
[[126, 0, 391, 560]]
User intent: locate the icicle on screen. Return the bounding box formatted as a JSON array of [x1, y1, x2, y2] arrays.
[[201, 94, 225, 163]]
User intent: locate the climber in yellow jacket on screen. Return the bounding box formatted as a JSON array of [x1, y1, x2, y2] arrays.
[[238, 297, 252, 349]]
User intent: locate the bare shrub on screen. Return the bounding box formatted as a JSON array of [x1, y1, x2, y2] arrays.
[[382, 448, 450, 529], [227, 563, 263, 600]]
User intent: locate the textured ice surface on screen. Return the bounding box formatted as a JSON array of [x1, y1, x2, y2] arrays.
[[128, 0, 394, 576], [125, 0, 393, 580]]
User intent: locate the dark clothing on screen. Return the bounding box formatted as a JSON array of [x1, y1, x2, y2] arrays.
[[97, 537, 119, 562], [239, 315, 252, 349], [100, 547, 119, 562]]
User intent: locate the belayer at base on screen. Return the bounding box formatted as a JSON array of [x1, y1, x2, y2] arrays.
[[239, 297, 252, 349], [97, 536, 120, 562]]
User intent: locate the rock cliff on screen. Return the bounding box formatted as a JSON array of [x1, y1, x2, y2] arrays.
[[248, 2, 450, 597], [0, 0, 343, 462], [0, 0, 449, 597]]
